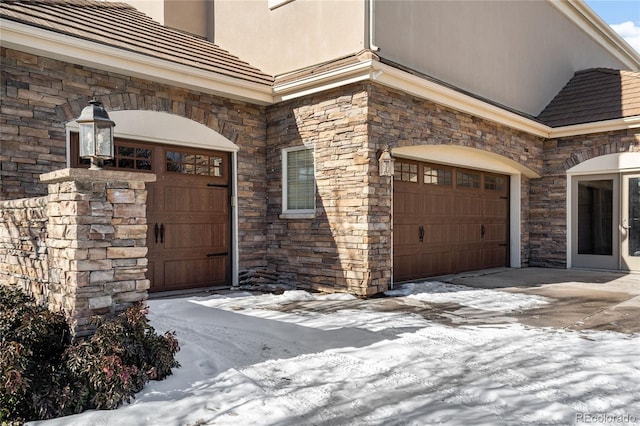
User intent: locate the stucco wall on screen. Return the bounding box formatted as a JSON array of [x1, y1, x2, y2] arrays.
[[529, 129, 640, 267], [0, 47, 268, 274], [213, 0, 366, 75], [374, 0, 628, 116]]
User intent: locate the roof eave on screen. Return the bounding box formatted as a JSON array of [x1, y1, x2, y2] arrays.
[[4, 18, 637, 141], [547, 0, 640, 71], [548, 116, 640, 138], [0, 18, 274, 106]]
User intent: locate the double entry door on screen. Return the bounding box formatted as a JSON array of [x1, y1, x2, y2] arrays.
[[572, 173, 640, 271]]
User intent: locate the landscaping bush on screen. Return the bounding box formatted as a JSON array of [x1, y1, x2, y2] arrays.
[[0, 286, 180, 423]]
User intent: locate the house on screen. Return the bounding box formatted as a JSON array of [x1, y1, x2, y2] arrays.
[[1, 0, 639, 298]]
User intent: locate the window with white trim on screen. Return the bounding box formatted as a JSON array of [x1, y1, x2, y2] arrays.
[[283, 146, 315, 215]]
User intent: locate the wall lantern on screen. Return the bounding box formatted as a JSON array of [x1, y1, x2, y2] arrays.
[[76, 98, 115, 170], [378, 145, 394, 177]]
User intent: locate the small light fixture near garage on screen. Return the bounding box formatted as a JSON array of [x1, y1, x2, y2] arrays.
[[77, 98, 115, 170], [378, 145, 394, 177]]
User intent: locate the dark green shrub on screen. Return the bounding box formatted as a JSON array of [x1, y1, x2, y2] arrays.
[[0, 286, 71, 421], [0, 286, 180, 422]]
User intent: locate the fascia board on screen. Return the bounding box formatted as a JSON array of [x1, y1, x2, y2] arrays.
[[273, 61, 375, 102], [0, 19, 274, 105], [547, 0, 640, 71], [549, 116, 640, 138]]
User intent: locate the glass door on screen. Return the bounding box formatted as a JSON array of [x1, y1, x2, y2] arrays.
[[571, 175, 619, 269], [621, 174, 640, 271]]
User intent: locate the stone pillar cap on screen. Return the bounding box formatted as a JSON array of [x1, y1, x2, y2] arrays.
[[40, 168, 157, 184]]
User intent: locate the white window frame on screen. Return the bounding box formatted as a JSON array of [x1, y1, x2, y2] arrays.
[[281, 146, 315, 218]]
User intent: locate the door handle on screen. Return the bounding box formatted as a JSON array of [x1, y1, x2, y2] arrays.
[[481, 224, 486, 239], [622, 218, 631, 230], [418, 225, 425, 242], [154, 223, 159, 244], [160, 223, 165, 243]]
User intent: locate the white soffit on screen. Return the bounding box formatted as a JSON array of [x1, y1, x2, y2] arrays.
[[0, 19, 273, 105]]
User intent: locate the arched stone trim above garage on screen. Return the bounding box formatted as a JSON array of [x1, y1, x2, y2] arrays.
[[392, 145, 541, 179]]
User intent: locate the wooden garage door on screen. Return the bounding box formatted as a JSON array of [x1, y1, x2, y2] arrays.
[[394, 160, 509, 282], [71, 135, 231, 292]]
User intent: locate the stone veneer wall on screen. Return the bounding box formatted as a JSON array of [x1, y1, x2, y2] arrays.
[[266, 83, 391, 296], [0, 46, 268, 275], [529, 129, 640, 267], [265, 82, 544, 295], [0, 196, 49, 297], [0, 168, 156, 338]]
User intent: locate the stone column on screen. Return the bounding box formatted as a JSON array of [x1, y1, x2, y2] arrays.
[[40, 168, 156, 338]]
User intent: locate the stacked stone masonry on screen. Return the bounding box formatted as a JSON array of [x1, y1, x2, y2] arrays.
[[0, 46, 268, 276], [0, 196, 48, 298], [0, 168, 156, 338], [529, 131, 640, 267], [2, 46, 640, 299]]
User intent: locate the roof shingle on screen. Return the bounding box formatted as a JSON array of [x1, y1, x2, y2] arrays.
[[537, 68, 640, 127], [0, 0, 274, 86]]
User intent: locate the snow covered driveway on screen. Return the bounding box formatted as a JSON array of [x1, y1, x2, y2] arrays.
[[35, 281, 640, 426]]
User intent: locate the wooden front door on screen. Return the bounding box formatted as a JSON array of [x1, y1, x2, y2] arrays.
[[71, 135, 231, 292], [394, 160, 509, 282]]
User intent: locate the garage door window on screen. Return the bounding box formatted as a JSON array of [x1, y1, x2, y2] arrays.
[[485, 175, 506, 191], [457, 171, 481, 188], [116, 145, 152, 171], [394, 161, 418, 182], [424, 166, 452, 185], [166, 150, 224, 176]]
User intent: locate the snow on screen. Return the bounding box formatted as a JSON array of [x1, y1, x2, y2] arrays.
[[32, 281, 640, 426]]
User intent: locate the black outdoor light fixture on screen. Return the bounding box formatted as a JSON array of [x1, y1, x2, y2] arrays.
[[77, 98, 115, 170]]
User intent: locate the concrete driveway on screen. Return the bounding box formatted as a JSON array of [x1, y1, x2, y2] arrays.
[[443, 267, 640, 334], [273, 267, 640, 334]]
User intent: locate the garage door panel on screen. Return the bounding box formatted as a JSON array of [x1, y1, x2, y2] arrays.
[[394, 224, 420, 246], [424, 224, 456, 244], [483, 198, 508, 217], [458, 223, 482, 243], [163, 222, 228, 250], [426, 195, 453, 216], [454, 195, 483, 216], [163, 186, 228, 213], [454, 247, 484, 272], [483, 246, 508, 268], [164, 256, 227, 289], [394, 160, 509, 281], [420, 251, 451, 277], [484, 223, 507, 242]]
